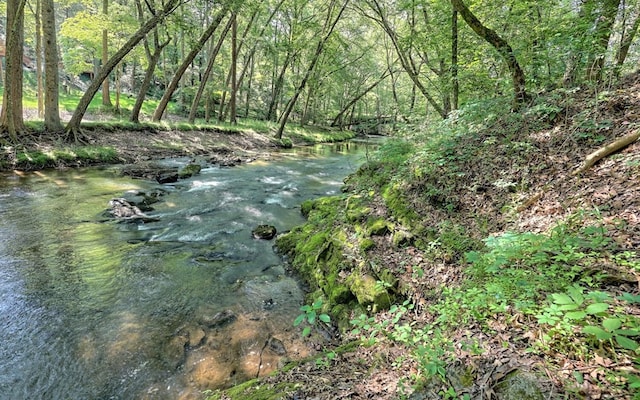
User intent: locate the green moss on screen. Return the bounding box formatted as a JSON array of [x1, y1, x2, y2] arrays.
[[207, 379, 300, 400], [360, 238, 375, 252], [494, 371, 544, 400], [347, 273, 391, 312], [178, 163, 202, 178], [382, 185, 419, 228], [366, 218, 393, 236], [345, 195, 371, 223]]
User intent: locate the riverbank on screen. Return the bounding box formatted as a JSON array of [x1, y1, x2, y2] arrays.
[[0, 121, 357, 171], [211, 75, 640, 399]]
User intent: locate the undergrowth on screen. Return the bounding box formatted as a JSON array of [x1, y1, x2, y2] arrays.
[[349, 211, 640, 396]]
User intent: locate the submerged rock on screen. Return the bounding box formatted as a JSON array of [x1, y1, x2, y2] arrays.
[[156, 171, 179, 184], [106, 198, 159, 223], [252, 225, 277, 240], [200, 310, 237, 328]]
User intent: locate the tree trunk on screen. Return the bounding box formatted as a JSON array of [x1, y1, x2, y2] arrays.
[[1, 0, 26, 142], [276, 0, 350, 139], [188, 17, 232, 123], [244, 53, 254, 118], [42, 0, 63, 131], [229, 13, 238, 124], [363, 0, 447, 118], [331, 71, 389, 127], [450, 0, 527, 105], [585, 0, 621, 82], [66, 0, 182, 136], [35, 0, 44, 118], [451, 9, 459, 111], [102, 0, 112, 106], [153, 5, 229, 122], [615, 7, 640, 77], [266, 51, 292, 121]]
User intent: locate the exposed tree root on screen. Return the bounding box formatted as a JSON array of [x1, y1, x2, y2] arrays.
[[573, 129, 640, 175]]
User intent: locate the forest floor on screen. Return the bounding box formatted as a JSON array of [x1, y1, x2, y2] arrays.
[[211, 75, 640, 400]]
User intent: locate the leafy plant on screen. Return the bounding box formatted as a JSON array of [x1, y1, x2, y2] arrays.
[[536, 285, 640, 352], [294, 298, 331, 337]]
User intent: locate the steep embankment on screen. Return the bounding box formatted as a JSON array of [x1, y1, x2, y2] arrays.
[[213, 76, 640, 400]]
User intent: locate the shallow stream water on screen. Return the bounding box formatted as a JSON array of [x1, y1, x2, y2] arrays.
[[0, 140, 376, 399]]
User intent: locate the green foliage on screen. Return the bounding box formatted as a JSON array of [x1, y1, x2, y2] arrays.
[[294, 298, 331, 337], [536, 285, 640, 352]]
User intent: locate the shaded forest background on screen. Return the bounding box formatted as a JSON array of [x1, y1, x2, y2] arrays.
[[1, 0, 639, 141]]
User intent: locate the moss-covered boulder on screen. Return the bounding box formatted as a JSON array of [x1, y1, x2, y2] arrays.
[[276, 194, 396, 327], [346, 273, 391, 312], [178, 162, 202, 179]]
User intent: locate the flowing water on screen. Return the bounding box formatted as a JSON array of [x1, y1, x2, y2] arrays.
[[0, 140, 376, 400]]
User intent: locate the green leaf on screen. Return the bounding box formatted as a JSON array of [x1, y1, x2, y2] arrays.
[[319, 314, 331, 323], [564, 311, 587, 320], [585, 303, 609, 314], [559, 304, 580, 311], [615, 335, 639, 351], [307, 311, 316, 324], [602, 318, 622, 332], [302, 327, 311, 337], [615, 329, 640, 337], [583, 326, 613, 340], [293, 314, 305, 327], [618, 293, 640, 304], [552, 293, 574, 305]]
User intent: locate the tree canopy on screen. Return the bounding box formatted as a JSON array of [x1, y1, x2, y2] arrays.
[[1, 0, 640, 139]]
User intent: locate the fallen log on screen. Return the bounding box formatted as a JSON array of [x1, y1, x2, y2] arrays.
[[573, 129, 640, 175]]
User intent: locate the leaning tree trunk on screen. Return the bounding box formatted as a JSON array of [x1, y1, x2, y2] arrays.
[[188, 17, 232, 123], [276, 0, 350, 139], [615, 7, 640, 78], [66, 0, 182, 137], [450, 0, 527, 105], [152, 5, 229, 122], [1, 0, 26, 142]]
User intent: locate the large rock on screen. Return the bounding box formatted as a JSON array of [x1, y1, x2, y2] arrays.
[[178, 162, 202, 179], [106, 198, 159, 223], [252, 225, 277, 240]]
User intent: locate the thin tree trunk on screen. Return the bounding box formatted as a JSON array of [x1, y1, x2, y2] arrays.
[[229, 13, 238, 124], [35, 0, 44, 118], [451, 9, 459, 111], [66, 0, 182, 136], [266, 51, 292, 121], [585, 0, 621, 82], [102, 0, 112, 106], [152, 5, 229, 122], [615, 8, 640, 77], [244, 53, 254, 117], [188, 16, 232, 123], [363, 0, 447, 118], [276, 0, 350, 139], [331, 70, 389, 127], [450, 0, 527, 105], [42, 0, 63, 131]]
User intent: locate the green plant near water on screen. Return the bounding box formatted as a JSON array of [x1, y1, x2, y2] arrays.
[[294, 298, 331, 337]]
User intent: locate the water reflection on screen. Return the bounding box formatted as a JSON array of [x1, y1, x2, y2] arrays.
[[0, 140, 379, 399]]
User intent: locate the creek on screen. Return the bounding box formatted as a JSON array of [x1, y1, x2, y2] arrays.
[[0, 140, 376, 399]]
